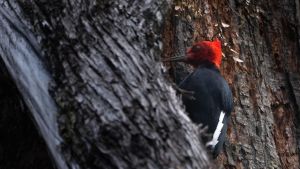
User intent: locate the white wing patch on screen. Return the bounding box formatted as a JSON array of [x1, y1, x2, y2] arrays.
[[206, 111, 225, 148]]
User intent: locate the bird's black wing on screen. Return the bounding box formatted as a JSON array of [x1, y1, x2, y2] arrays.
[[179, 66, 233, 157]]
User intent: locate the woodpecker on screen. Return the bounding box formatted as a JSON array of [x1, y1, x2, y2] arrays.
[[166, 39, 233, 158]]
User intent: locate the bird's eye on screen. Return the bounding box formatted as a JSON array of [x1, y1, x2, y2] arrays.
[[192, 45, 201, 52]]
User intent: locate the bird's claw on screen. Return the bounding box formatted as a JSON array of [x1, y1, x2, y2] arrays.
[[197, 124, 209, 136], [197, 124, 213, 148], [171, 84, 195, 100]]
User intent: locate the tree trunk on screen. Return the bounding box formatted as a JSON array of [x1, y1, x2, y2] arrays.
[[164, 0, 300, 168], [0, 0, 212, 169], [2, 0, 300, 169]]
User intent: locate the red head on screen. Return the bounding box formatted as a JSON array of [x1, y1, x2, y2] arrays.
[[186, 39, 222, 68], [163, 39, 222, 68]]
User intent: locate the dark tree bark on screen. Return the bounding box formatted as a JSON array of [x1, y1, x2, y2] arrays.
[[0, 1, 212, 169], [164, 0, 300, 168]]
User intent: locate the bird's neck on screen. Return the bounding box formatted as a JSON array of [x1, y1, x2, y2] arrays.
[[193, 61, 220, 72]]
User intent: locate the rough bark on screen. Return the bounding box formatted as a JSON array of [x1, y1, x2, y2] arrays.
[[164, 0, 300, 168], [0, 0, 212, 169]]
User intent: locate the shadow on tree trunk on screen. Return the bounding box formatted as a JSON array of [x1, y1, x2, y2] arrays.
[[0, 60, 55, 169]]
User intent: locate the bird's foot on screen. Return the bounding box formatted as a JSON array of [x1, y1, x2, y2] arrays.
[[197, 123, 209, 135], [172, 84, 195, 100], [197, 124, 213, 147]]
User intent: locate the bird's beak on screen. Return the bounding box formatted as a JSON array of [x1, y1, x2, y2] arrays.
[[163, 56, 186, 62], [163, 47, 192, 62]]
